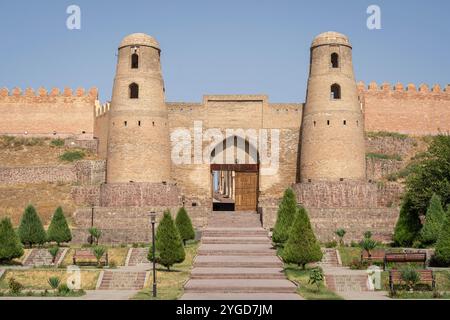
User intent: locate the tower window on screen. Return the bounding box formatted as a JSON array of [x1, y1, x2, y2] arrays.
[[313, 121, 316, 127], [343, 120, 347, 125], [124, 121, 128, 127], [331, 84, 341, 100], [131, 53, 139, 69], [129, 83, 139, 99], [138, 121, 141, 127], [327, 120, 330, 126], [331, 53, 339, 68]]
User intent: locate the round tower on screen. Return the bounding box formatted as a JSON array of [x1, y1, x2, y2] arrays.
[[106, 33, 171, 183], [300, 32, 366, 182]]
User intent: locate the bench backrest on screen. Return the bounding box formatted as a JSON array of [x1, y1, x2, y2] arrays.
[[385, 253, 426, 263], [361, 249, 385, 259], [74, 249, 106, 259], [390, 270, 433, 282]]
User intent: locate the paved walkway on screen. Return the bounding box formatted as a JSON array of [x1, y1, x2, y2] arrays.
[[181, 211, 301, 300], [0, 290, 139, 300]]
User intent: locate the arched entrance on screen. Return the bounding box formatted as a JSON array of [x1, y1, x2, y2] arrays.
[[210, 136, 259, 212]]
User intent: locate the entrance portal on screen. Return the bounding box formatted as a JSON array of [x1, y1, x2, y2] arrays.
[[211, 164, 258, 212]]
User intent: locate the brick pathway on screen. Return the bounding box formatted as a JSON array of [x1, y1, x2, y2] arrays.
[[126, 247, 150, 266], [22, 248, 67, 267], [181, 211, 301, 300]]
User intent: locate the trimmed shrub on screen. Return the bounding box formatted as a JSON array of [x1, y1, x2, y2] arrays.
[[8, 278, 23, 295], [335, 228, 346, 246], [433, 207, 450, 266], [273, 188, 298, 245], [175, 207, 195, 246], [92, 246, 107, 267], [155, 210, 185, 270], [48, 277, 61, 290], [420, 194, 446, 245], [281, 206, 323, 269], [393, 196, 422, 247], [59, 150, 85, 162], [48, 247, 60, 264], [47, 207, 72, 246], [18, 205, 47, 247], [401, 267, 421, 291], [88, 227, 102, 245], [50, 139, 65, 147], [0, 218, 24, 263]]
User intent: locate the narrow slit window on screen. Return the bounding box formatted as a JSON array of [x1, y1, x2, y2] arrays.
[[327, 120, 330, 126], [343, 120, 347, 125], [313, 121, 316, 127], [138, 121, 141, 127], [131, 53, 139, 69], [124, 121, 128, 127], [129, 83, 139, 99]]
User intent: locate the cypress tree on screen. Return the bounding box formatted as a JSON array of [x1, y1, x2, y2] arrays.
[[155, 210, 185, 270], [434, 206, 450, 266], [281, 206, 323, 269], [393, 195, 422, 247], [0, 218, 24, 263], [420, 194, 446, 245], [47, 207, 72, 246], [273, 188, 298, 245], [175, 207, 195, 246], [18, 205, 47, 247]]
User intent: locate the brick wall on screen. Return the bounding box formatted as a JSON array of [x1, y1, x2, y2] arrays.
[[0, 87, 97, 137], [359, 82, 450, 136], [366, 158, 402, 181]]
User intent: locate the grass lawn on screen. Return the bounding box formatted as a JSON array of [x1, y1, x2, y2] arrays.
[[380, 270, 450, 292], [392, 291, 450, 299], [133, 241, 199, 300], [60, 246, 129, 267], [0, 269, 100, 290], [337, 247, 361, 266], [284, 265, 343, 300]]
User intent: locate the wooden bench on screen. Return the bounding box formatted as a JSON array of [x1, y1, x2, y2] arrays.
[[361, 249, 386, 264], [73, 249, 108, 266], [389, 269, 435, 293], [384, 252, 427, 270]]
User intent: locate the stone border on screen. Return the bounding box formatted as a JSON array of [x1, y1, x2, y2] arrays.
[[124, 248, 133, 267], [56, 248, 69, 267], [0, 269, 5, 281], [21, 249, 34, 266], [95, 270, 105, 290], [336, 249, 343, 266], [144, 271, 151, 288]]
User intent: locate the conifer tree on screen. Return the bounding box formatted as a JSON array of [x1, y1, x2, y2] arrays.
[[0, 218, 24, 263], [393, 195, 422, 247], [273, 188, 298, 245], [420, 194, 446, 245], [47, 207, 72, 246], [434, 206, 450, 266], [18, 205, 47, 247], [175, 207, 195, 246], [281, 206, 323, 269], [155, 210, 185, 270]]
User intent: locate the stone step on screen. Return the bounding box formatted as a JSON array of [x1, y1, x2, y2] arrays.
[[184, 279, 297, 293], [98, 271, 147, 290], [180, 293, 302, 300], [325, 274, 369, 292], [203, 228, 268, 237], [190, 267, 286, 279], [23, 248, 66, 267], [194, 256, 283, 268], [127, 247, 150, 266], [202, 237, 271, 244]]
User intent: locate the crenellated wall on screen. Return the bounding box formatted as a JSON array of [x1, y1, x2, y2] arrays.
[[0, 87, 98, 138], [94, 101, 111, 159], [358, 82, 450, 136]]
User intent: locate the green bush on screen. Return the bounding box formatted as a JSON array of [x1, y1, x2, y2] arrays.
[[366, 153, 402, 161], [175, 207, 195, 246], [401, 267, 421, 291], [324, 241, 337, 248], [366, 131, 409, 140], [48, 277, 61, 290], [88, 227, 102, 245], [57, 283, 71, 295], [48, 247, 60, 264], [0, 218, 24, 263], [50, 139, 65, 147], [59, 150, 85, 162], [308, 268, 324, 292], [433, 207, 450, 266], [281, 206, 323, 269], [92, 246, 107, 267], [272, 188, 298, 245], [420, 194, 446, 245], [18, 205, 47, 247], [8, 278, 23, 295], [393, 195, 422, 247], [155, 210, 185, 270], [335, 228, 346, 246], [47, 207, 72, 246], [359, 232, 377, 259]]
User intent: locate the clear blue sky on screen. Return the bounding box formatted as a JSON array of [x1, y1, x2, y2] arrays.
[[0, 0, 449, 103]]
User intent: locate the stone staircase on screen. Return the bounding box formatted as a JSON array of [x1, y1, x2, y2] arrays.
[[98, 270, 148, 290], [319, 248, 341, 267], [23, 248, 67, 267], [126, 248, 150, 266], [325, 273, 369, 292], [182, 211, 300, 300]]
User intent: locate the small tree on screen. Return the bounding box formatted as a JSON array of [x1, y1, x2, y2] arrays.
[[48, 247, 59, 264], [0, 218, 24, 263], [281, 206, 323, 269], [175, 207, 195, 246], [360, 231, 377, 261], [156, 210, 185, 271], [88, 227, 102, 246], [401, 267, 421, 292], [48, 277, 61, 290], [393, 195, 422, 247], [434, 207, 450, 266], [273, 188, 298, 245], [335, 228, 346, 246], [47, 207, 72, 246], [420, 194, 446, 245], [92, 246, 106, 267], [308, 268, 324, 292], [18, 205, 47, 248]]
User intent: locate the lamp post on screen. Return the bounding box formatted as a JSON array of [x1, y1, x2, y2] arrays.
[[150, 211, 157, 298]]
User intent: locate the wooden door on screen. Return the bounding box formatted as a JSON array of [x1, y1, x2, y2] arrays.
[[235, 172, 258, 211]]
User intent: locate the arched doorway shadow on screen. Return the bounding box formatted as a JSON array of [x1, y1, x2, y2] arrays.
[[210, 135, 259, 212]]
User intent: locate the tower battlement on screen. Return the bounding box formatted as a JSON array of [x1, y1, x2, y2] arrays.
[[358, 81, 450, 99], [0, 87, 98, 102]]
